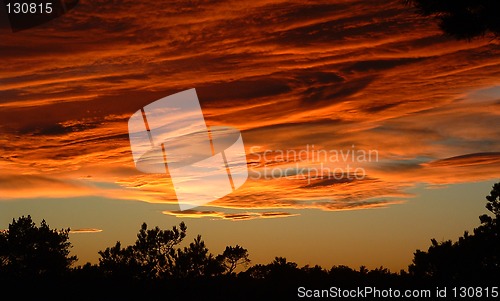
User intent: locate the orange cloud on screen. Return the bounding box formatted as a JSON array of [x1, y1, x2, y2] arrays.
[[0, 0, 498, 218], [69, 228, 103, 234], [162, 210, 298, 221]]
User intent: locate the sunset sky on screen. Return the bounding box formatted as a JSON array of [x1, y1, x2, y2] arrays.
[[0, 0, 499, 271]]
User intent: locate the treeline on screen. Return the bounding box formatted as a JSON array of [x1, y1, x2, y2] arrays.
[[0, 182, 498, 300]]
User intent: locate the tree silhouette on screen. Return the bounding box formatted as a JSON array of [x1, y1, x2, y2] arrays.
[[244, 256, 301, 281], [97, 241, 140, 279], [0, 215, 76, 279], [133, 221, 187, 278], [409, 182, 500, 284], [403, 0, 500, 40], [482, 182, 500, 221], [98, 222, 253, 280], [173, 235, 223, 278], [98, 221, 186, 279], [217, 245, 251, 275]]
